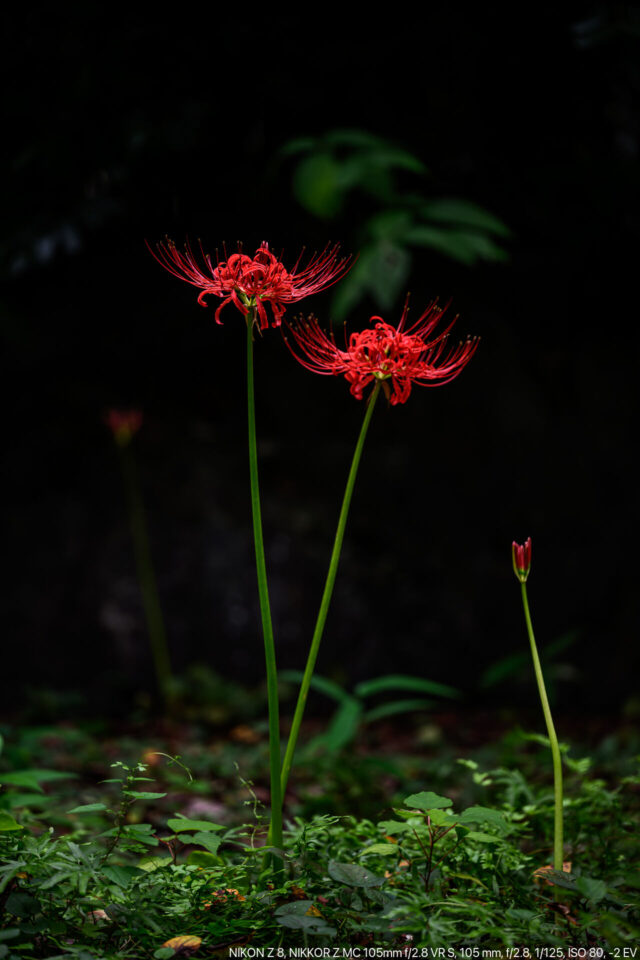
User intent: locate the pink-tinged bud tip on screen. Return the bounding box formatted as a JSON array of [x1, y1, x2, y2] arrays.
[[512, 537, 532, 582], [105, 409, 143, 447]]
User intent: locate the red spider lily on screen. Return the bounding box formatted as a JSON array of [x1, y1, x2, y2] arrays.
[[286, 298, 478, 405], [512, 537, 532, 582], [105, 409, 143, 446], [148, 239, 351, 331]]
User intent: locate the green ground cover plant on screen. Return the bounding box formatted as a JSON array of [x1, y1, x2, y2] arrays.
[[1, 720, 638, 955]]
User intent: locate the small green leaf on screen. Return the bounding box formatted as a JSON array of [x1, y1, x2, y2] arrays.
[[457, 806, 508, 835], [102, 865, 145, 888], [576, 875, 607, 903], [124, 791, 167, 800], [423, 808, 454, 826], [464, 830, 503, 844], [274, 900, 336, 935], [328, 860, 385, 888], [0, 811, 24, 832], [403, 791, 453, 811], [190, 832, 222, 855], [5, 891, 40, 916], [166, 818, 224, 834], [67, 803, 108, 814], [138, 857, 172, 872], [186, 850, 222, 868], [360, 843, 399, 856], [377, 819, 412, 834]]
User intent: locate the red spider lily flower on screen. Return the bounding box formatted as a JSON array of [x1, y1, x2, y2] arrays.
[[512, 537, 532, 582], [285, 298, 478, 405], [105, 409, 143, 447], [148, 239, 351, 331]]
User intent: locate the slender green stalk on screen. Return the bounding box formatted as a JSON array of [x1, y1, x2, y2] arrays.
[[279, 383, 381, 798], [520, 581, 564, 870], [119, 445, 174, 709], [246, 315, 283, 856]]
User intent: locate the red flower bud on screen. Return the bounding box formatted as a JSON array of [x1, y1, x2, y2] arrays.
[[105, 409, 143, 447], [512, 537, 532, 582]]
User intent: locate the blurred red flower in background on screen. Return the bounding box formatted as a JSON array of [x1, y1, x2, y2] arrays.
[[105, 409, 143, 446], [148, 240, 351, 330], [286, 299, 478, 404]]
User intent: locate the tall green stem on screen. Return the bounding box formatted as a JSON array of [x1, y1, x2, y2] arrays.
[[119, 444, 174, 710], [246, 316, 283, 856], [279, 383, 381, 798], [520, 581, 564, 870]]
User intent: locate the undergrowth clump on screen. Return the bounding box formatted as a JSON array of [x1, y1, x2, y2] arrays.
[[1, 727, 638, 955]]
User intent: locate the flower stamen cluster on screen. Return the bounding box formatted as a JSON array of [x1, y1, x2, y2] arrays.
[[286, 299, 478, 404], [148, 239, 351, 330]]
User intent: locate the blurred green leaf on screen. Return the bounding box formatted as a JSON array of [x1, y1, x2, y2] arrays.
[[465, 830, 504, 844], [457, 806, 508, 835], [166, 817, 224, 834], [360, 843, 399, 856], [365, 241, 411, 308], [405, 226, 508, 264], [324, 129, 384, 149], [0, 769, 76, 792], [363, 698, 436, 722], [278, 136, 317, 156], [576, 875, 608, 903], [321, 698, 363, 753], [0, 811, 23, 832], [355, 674, 460, 699], [280, 671, 352, 704], [102, 864, 145, 888], [124, 791, 167, 800], [328, 859, 385, 887], [292, 154, 345, 219], [421, 199, 510, 236]]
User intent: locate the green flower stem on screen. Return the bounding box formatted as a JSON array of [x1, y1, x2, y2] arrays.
[[246, 315, 283, 857], [279, 382, 381, 799], [520, 580, 564, 870], [119, 444, 174, 709]]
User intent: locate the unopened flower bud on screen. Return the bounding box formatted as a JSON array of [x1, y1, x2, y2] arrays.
[[512, 537, 532, 582], [105, 409, 143, 447]]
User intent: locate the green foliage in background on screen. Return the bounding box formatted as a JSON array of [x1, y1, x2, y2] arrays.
[[279, 670, 460, 756], [279, 130, 511, 318]]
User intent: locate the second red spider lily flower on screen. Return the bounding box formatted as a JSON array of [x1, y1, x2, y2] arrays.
[[512, 537, 532, 582], [148, 239, 352, 330], [276, 295, 478, 820], [286, 298, 478, 404]]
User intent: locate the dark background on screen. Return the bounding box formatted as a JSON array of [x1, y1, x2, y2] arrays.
[[3, 6, 639, 717]]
